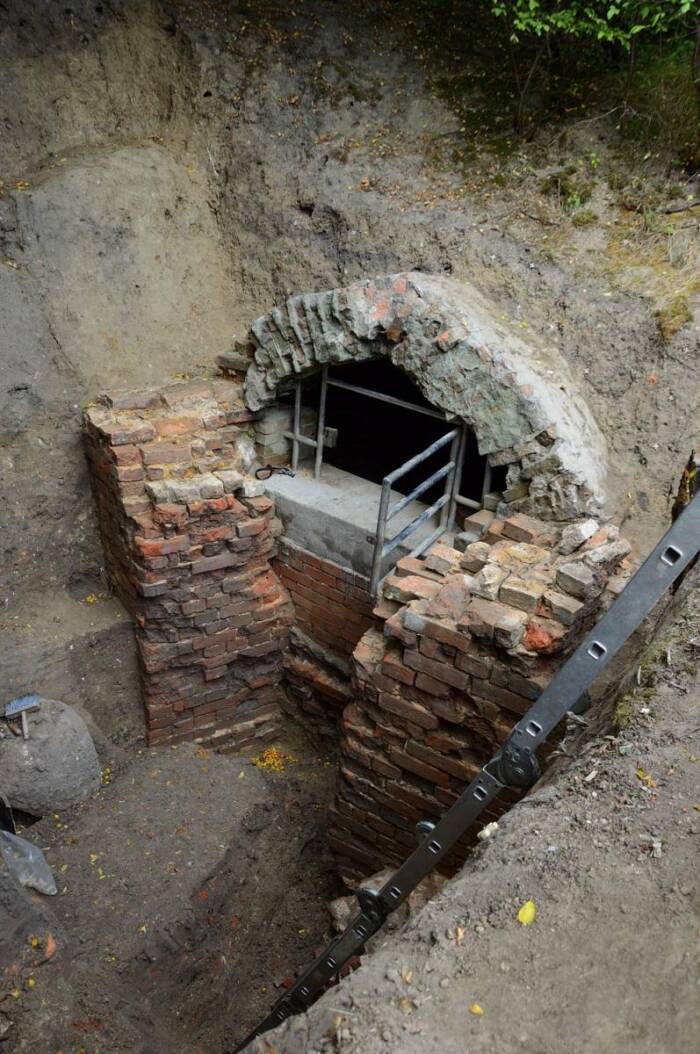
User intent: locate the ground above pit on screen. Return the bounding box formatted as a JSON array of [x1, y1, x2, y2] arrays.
[[244, 570, 700, 1054]]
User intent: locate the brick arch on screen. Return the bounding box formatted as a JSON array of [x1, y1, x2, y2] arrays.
[[243, 272, 608, 520]]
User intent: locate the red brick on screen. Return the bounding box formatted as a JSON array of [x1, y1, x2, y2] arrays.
[[237, 517, 267, 538], [403, 649, 469, 691], [141, 442, 191, 465], [135, 534, 188, 558], [388, 747, 450, 787], [376, 691, 438, 730], [381, 651, 415, 686], [416, 669, 456, 696], [523, 617, 567, 654], [154, 414, 201, 437], [383, 574, 441, 604]]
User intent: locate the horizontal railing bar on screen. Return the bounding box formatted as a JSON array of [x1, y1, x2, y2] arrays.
[[408, 523, 446, 561], [387, 462, 454, 522], [385, 430, 458, 486], [382, 494, 449, 557], [454, 494, 481, 510], [326, 378, 447, 421], [283, 432, 318, 448]]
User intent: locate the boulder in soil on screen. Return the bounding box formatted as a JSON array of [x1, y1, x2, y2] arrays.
[[0, 698, 101, 814]]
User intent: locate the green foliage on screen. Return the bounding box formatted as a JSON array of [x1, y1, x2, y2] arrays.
[[491, 1, 699, 49]]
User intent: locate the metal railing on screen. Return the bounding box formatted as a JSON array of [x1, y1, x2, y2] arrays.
[[369, 427, 465, 595]]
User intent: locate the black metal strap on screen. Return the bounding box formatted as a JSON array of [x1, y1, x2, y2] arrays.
[[231, 492, 700, 1053]]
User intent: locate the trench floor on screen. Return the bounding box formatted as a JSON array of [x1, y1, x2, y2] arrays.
[[3, 725, 340, 1053]]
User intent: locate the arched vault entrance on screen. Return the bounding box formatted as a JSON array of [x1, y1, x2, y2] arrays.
[[242, 272, 609, 589]]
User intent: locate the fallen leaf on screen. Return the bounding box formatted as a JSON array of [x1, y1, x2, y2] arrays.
[[455, 925, 466, 946], [468, 1002, 484, 1016], [517, 899, 537, 925], [636, 767, 657, 789], [45, 933, 58, 960], [402, 967, 414, 984]]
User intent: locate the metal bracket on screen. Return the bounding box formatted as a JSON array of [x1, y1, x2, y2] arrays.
[[488, 738, 541, 790], [356, 887, 387, 924]]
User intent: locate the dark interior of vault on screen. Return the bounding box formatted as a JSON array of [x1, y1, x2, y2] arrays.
[[289, 359, 505, 508]]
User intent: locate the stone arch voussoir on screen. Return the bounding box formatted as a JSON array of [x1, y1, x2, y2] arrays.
[[243, 272, 609, 521]]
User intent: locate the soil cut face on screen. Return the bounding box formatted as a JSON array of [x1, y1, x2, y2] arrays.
[[1, 726, 340, 1054], [244, 571, 700, 1054]]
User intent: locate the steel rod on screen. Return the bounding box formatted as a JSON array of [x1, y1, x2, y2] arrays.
[[282, 432, 317, 449], [408, 523, 446, 560], [291, 382, 301, 472], [481, 458, 492, 501], [385, 429, 458, 486], [382, 493, 449, 557], [314, 366, 328, 480], [441, 428, 462, 530], [326, 377, 446, 421], [387, 462, 454, 522], [370, 478, 393, 595], [454, 494, 481, 510]]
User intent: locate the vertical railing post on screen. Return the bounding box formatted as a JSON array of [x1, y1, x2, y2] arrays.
[[481, 458, 492, 504], [446, 425, 467, 531], [314, 366, 328, 480], [291, 380, 301, 472], [370, 478, 393, 596], [440, 428, 462, 530]]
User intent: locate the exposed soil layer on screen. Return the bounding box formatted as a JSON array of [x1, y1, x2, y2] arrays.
[[1, 726, 340, 1053], [248, 569, 700, 1054]]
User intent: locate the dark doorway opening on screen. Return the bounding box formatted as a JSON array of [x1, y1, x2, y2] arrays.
[[299, 358, 499, 509]]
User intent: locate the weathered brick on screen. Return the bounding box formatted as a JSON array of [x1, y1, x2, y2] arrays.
[[403, 649, 469, 691], [414, 672, 451, 697], [502, 513, 544, 544], [141, 442, 192, 466], [376, 691, 438, 730], [460, 541, 491, 573], [556, 561, 602, 600], [383, 574, 441, 604], [191, 551, 238, 574], [542, 589, 585, 625], [388, 747, 450, 787], [424, 542, 462, 576], [523, 617, 568, 654], [470, 563, 510, 601]]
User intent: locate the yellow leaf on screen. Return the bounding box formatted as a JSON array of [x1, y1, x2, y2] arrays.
[[517, 899, 537, 925], [455, 925, 466, 945], [636, 767, 657, 788], [468, 1002, 484, 1016]]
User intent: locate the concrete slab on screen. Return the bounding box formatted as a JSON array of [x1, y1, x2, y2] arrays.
[[266, 465, 447, 576]]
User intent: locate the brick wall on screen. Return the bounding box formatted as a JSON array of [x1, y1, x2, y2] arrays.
[[273, 539, 374, 736], [328, 512, 633, 881], [83, 378, 293, 751]]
